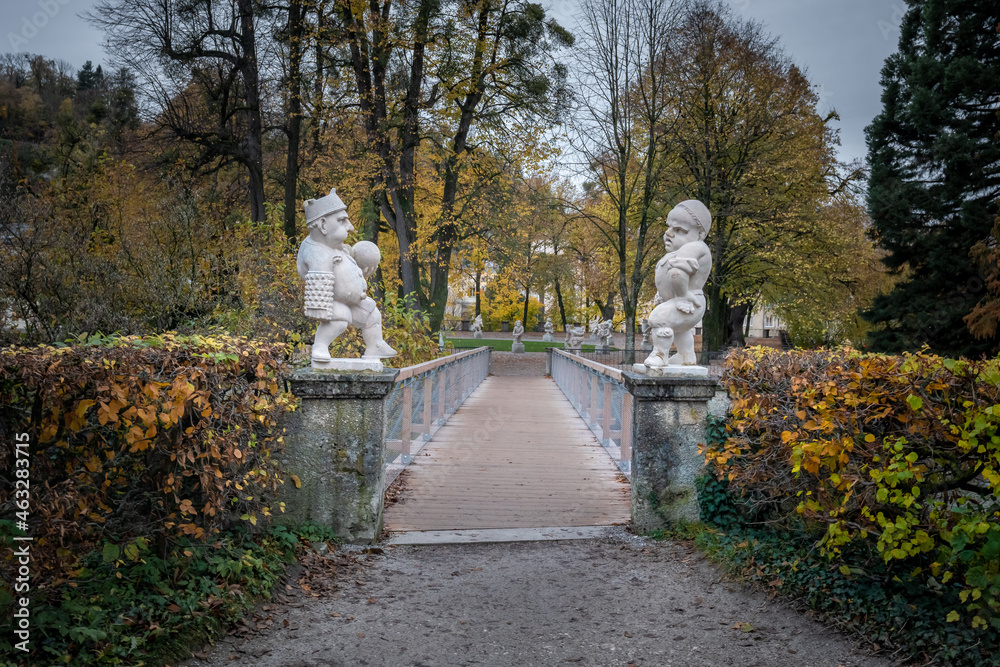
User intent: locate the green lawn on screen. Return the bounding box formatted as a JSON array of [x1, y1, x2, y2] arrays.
[[445, 337, 600, 353]]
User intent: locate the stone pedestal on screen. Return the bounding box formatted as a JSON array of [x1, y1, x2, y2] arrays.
[[631, 364, 708, 377], [542, 333, 554, 343], [278, 368, 398, 543], [312, 357, 385, 372], [511, 342, 525, 354], [622, 372, 717, 533], [473, 332, 483, 339]]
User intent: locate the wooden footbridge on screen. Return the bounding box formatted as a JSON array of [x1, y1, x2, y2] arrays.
[[383, 353, 631, 536]]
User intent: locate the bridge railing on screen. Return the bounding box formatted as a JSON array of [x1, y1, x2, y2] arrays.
[[384, 346, 492, 489], [550, 348, 632, 479]]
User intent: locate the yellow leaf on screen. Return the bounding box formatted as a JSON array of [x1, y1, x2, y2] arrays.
[[946, 610, 960, 623], [75, 399, 95, 419]]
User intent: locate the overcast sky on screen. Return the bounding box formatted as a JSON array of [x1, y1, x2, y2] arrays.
[[2, 0, 904, 165]]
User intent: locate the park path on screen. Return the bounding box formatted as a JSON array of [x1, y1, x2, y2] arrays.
[[186, 352, 888, 667], [189, 536, 889, 667], [383, 365, 631, 532]]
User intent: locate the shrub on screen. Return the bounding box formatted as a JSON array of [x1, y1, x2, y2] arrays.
[[0, 333, 293, 617], [703, 347, 1000, 631]]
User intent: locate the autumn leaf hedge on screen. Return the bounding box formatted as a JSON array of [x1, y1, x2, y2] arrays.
[[0, 333, 294, 604], [704, 347, 1000, 630]]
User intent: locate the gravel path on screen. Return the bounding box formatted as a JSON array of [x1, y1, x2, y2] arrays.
[[489, 351, 547, 376], [186, 533, 889, 667]]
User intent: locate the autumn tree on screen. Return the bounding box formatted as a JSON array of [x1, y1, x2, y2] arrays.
[[333, 0, 572, 330], [865, 0, 1000, 357], [89, 0, 278, 222], [764, 189, 896, 347], [571, 0, 681, 361], [651, 0, 850, 353]]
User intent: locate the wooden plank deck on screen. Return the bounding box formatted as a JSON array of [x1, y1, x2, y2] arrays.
[[383, 375, 631, 532]]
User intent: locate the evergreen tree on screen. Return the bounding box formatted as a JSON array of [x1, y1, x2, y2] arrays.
[[864, 1, 1000, 357], [76, 60, 103, 90]]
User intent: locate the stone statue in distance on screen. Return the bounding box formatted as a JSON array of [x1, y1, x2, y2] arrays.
[[511, 319, 525, 353], [470, 315, 483, 339], [596, 319, 613, 352], [297, 187, 397, 370], [640, 318, 652, 350], [640, 199, 712, 374], [566, 324, 586, 352], [542, 317, 554, 342]]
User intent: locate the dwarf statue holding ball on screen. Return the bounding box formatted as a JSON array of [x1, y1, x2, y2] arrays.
[[644, 199, 713, 368], [297, 187, 397, 367]]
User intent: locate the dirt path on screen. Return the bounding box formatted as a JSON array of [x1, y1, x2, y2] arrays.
[[187, 532, 889, 667], [488, 351, 547, 376]]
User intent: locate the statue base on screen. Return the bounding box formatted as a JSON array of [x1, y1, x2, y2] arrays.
[[473, 332, 483, 339], [312, 357, 386, 372], [542, 334, 554, 342], [632, 363, 709, 378], [280, 368, 399, 543], [511, 342, 525, 354]]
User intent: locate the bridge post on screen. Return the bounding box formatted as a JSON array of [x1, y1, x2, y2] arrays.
[[278, 368, 399, 543], [622, 372, 718, 533]]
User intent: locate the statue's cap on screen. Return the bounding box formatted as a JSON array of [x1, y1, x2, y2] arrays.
[[674, 200, 712, 236], [304, 187, 347, 224]]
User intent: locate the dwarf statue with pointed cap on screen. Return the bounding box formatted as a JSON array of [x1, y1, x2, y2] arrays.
[[297, 187, 397, 367], [644, 199, 713, 368]]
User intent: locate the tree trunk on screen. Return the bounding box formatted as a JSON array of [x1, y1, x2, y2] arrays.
[[554, 278, 567, 330], [522, 280, 531, 326], [727, 301, 749, 347], [283, 0, 304, 241], [703, 279, 729, 362], [475, 268, 482, 316], [596, 292, 615, 320], [311, 2, 325, 151], [238, 0, 265, 222]]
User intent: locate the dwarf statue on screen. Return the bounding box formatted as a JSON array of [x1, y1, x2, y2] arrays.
[[512, 319, 525, 345], [566, 324, 586, 351], [297, 187, 397, 367], [644, 200, 713, 367], [597, 319, 613, 347]]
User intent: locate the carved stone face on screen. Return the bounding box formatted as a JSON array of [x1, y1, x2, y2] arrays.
[[319, 210, 354, 246], [663, 209, 701, 252]]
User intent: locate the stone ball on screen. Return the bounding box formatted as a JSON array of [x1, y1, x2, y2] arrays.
[[352, 240, 381, 273]]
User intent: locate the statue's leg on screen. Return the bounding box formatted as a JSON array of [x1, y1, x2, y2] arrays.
[[355, 299, 398, 359], [643, 302, 674, 366], [312, 320, 348, 362], [645, 327, 674, 367], [670, 328, 697, 365]]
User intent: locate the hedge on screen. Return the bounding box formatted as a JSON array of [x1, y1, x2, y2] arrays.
[[0, 333, 294, 609], [703, 347, 1000, 632]]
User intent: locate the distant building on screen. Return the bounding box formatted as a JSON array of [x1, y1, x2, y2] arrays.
[[745, 309, 784, 339]]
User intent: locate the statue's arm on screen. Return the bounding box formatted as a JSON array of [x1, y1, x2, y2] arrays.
[[661, 243, 707, 299], [666, 242, 709, 274]]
